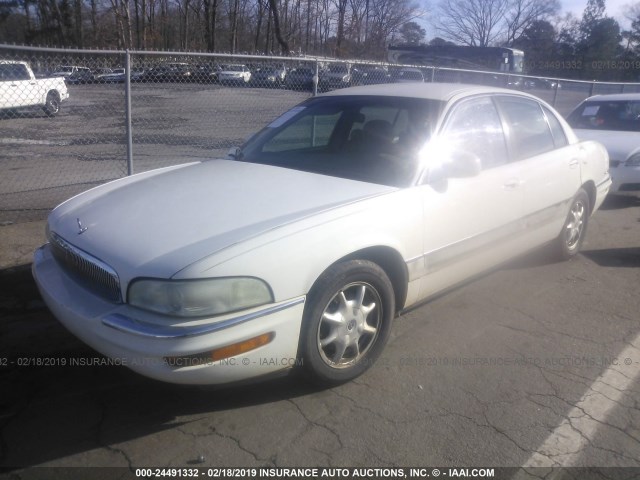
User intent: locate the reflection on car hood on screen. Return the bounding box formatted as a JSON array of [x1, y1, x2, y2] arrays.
[[48, 159, 394, 280], [573, 128, 640, 161]]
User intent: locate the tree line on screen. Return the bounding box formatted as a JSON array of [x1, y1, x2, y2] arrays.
[[1, 0, 639, 81], [0, 0, 424, 59]]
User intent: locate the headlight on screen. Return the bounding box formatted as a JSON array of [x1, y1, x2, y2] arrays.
[[626, 153, 640, 166], [128, 277, 273, 317]]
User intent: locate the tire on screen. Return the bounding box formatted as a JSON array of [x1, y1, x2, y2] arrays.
[[556, 188, 590, 260], [299, 259, 395, 385], [43, 92, 61, 117]]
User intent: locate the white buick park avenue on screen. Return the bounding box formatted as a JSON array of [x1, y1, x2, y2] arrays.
[[32, 83, 611, 386]]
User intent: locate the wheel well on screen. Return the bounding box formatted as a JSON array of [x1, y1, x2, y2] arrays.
[[339, 246, 408, 313], [47, 90, 60, 100], [581, 180, 597, 214]]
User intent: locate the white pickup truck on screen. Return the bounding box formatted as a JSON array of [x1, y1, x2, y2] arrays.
[[0, 60, 69, 117]]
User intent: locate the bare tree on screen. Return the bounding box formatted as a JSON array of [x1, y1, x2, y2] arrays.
[[437, 0, 509, 46], [368, 0, 422, 54], [202, 0, 217, 51], [267, 0, 289, 54], [333, 0, 348, 56], [504, 0, 560, 46]]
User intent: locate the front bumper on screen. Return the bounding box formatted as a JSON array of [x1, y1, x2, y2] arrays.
[[32, 244, 305, 385]]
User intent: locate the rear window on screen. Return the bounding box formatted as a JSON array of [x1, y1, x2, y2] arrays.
[[567, 100, 640, 132]]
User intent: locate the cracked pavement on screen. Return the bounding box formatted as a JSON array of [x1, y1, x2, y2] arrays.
[[0, 195, 639, 475]]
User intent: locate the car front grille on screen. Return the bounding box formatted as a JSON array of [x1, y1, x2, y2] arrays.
[[49, 232, 122, 303]]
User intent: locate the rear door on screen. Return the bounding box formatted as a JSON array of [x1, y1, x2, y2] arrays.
[[495, 96, 582, 243]]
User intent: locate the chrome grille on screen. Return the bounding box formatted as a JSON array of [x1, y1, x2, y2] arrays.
[[49, 232, 122, 303]]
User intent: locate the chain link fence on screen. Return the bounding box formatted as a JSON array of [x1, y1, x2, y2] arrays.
[[2, 44, 640, 225]]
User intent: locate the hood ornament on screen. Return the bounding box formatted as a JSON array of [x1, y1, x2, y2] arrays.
[[77, 218, 88, 235]]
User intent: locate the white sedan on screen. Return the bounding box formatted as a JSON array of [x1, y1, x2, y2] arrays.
[[567, 93, 640, 195], [33, 84, 611, 386], [218, 64, 251, 84]]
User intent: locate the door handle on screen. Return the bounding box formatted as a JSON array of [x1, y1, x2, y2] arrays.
[[569, 159, 580, 169], [503, 178, 521, 190]]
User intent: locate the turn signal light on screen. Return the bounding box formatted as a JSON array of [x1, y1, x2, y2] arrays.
[[164, 332, 275, 367]]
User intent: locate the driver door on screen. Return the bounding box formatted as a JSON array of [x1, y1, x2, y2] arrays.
[[418, 95, 524, 299]]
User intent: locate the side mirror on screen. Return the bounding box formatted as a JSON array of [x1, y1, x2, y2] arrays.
[[423, 151, 482, 185], [227, 146, 241, 159]]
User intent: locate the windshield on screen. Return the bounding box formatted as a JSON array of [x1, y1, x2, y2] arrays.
[[567, 100, 640, 132], [222, 65, 244, 72], [236, 95, 442, 187]]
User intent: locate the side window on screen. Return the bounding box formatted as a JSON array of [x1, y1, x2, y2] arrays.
[[13, 64, 29, 80], [0, 64, 10, 81], [0, 64, 29, 81], [497, 97, 556, 160], [542, 106, 568, 148], [262, 111, 341, 153], [442, 96, 508, 169]]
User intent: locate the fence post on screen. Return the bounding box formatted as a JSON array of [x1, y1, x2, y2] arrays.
[[313, 60, 319, 96], [552, 80, 559, 107], [125, 49, 134, 176], [589, 81, 595, 98]]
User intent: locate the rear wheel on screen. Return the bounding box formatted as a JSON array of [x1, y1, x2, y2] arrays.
[[43, 92, 60, 117], [299, 260, 395, 385], [556, 188, 590, 260]]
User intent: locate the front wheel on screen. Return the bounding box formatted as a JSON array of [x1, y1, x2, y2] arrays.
[[556, 188, 590, 260], [43, 92, 60, 117], [299, 260, 395, 385]]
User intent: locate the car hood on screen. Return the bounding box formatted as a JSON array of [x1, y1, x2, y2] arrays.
[[48, 159, 394, 281], [573, 128, 640, 162]]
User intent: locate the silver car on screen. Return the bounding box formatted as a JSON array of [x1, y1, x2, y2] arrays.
[[568, 93, 640, 194]]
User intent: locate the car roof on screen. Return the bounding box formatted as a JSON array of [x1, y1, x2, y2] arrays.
[[583, 93, 640, 102], [320, 82, 537, 103]]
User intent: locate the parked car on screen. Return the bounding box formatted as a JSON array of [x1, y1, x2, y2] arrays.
[[285, 67, 316, 90], [33, 83, 610, 387], [64, 68, 94, 85], [218, 64, 251, 85], [130, 67, 146, 82], [567, 93, 640, 195], [524, 77, 561, 90], [319, 63, 351, 90], [142, 63, 192, 83], [95, 68, 126, 83], [251, 65, 286, 87], [193, 63, 221, 83], [395, 68, 424, 83], [352, 65, 390, 85], [92, 68, 113, 82], [0, 60, 69, 116], [65, 68, 95, 85], [52, 65, 90, 78]]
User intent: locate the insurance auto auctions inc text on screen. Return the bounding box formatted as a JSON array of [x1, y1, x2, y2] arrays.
[[190, 467, 496, 478]]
